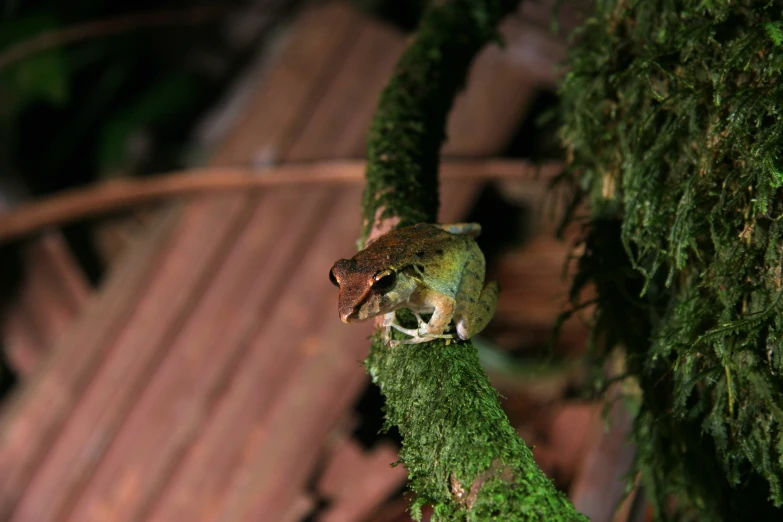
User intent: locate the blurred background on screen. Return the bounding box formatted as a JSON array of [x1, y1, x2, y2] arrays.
[[0, 0, 645, 521]]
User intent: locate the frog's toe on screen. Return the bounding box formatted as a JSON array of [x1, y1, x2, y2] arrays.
[[388, 322, 421, 337], [456, 322, 470, 340], [417, 328, 455, 342], [391, 337, 428, 345], [418, 323, 448, 337], [394, 333, 451, 345], [388, 331, 454, 345]]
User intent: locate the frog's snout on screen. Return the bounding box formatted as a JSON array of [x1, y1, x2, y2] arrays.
[[338, 299, 361, 324]]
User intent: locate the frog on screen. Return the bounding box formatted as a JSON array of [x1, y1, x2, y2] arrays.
[[329, 222, 500, 345]]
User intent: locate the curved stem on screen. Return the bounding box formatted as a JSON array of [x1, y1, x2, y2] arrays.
[[0, 5, 229, 73], [0, 159, 559, 243]]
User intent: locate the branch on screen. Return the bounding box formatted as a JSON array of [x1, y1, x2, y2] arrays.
[[359, 0, 587, 520], [0, 5, 230, 73], [0, 159, 560, 243]]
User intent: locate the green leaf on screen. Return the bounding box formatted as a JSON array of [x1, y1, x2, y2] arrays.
[[0, 13, 70, 112], [97, 72, 200, 170], [765, 22, 783, 47]]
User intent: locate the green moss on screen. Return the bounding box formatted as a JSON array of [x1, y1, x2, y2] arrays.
[[366, 313, 586, 521], [558, 0, 783, 519]]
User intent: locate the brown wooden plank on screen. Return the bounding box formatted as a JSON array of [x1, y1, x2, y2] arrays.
[[364, 498, 420, 522], [0, 202, 183, 520], [211, 2, 365, 165], [2, 3, 364, 522], [58, 5, 387, 522], [570, 392, 636, 521], [282, 495, 317, 522], [140, 188, 369, 522], [497, 17, 569, 89], [91, 208, 163, 266], [8, 194, 255, 522], [316, 439, 407, 522], [284, 18, 406, 161], [140, 19, 405, 522], [31, 232, 90, 308], [132, 14, 406, 522], [493, 236, 574, 325], [443, 40, 535, 156], [438, 180, 483, 224], [2, 313, 40, 377], [58, 188, 335, 522], [529, 402, 601, 489], [2, 232, 90, 376], [441, 9, 570, 157], [212, 278, 375, 522]]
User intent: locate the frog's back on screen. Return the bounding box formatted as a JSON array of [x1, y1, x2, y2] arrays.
[[362, 223, 464, 265], [355, 223, 474, 295]]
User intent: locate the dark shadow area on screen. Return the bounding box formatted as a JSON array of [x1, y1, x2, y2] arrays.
[[352, 379, 402, 450], [503, 89, 563, 161], [463, 183, 533, 266], [300, 496, 332, 522], [0, 242, 22, 401], [355, 0, 427, 31], [0, 343, 18, 400]]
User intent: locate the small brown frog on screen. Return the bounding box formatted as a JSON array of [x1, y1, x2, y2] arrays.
[[329, 222, 499, 344]]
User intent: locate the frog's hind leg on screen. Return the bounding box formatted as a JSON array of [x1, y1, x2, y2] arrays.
[[455, 281, 499, 340], [453, 242, 499, 340]]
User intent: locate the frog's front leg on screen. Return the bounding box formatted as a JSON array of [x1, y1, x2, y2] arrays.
[[383, 312, 419, 338], [385, 322, 452, 345], [383, 293, 456, 345]]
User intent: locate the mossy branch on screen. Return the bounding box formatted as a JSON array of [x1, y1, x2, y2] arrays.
[[366, 329, 587, 521], [360, 0, 513, 247], [359, 1, 587, 520]]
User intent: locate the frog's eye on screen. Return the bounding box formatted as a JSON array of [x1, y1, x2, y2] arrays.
[[329, 268, 339, 287], [373, 270, 396, 294]]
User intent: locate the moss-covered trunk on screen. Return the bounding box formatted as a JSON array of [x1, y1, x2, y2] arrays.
[[558, 0, 783, 520]]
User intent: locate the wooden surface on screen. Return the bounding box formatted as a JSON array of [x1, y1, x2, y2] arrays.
[[1, 233, 90, 377], [0, 1, 626, 521]]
